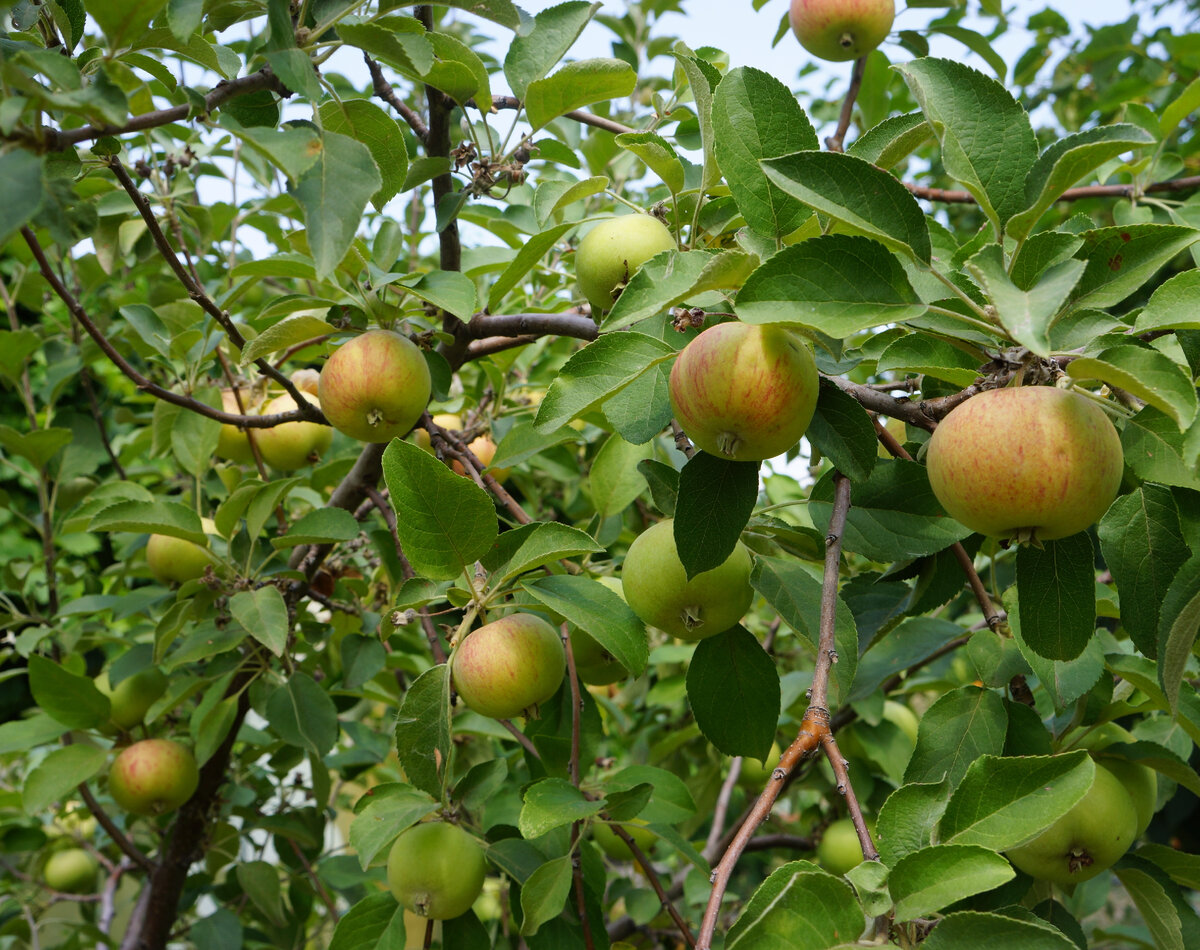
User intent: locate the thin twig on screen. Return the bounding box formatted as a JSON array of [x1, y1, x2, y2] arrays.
[[363, 53, 429, 141], [825, 56, 868, 153], [475, 95, 636, 136], [611, 824, 696, 949], [820, 734, 878, 860], [906, 175, 1200, 204]]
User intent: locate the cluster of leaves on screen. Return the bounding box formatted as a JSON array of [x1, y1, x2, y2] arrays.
[[2, 1, 1200, 949]]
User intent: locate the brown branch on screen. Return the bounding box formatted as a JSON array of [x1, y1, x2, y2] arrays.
[[825, 56, 868, 153], [671, 420, 696, 459], [465, 311, 599, 342], [820, 734, 878, 861], [742, 833, 816, 852], [500, 718, 542, 758], [479, 95, 636, 136], [427, 418, 533, 525], [809, 474, 852, 711], [564, 631, 597, 950], [706, 757, 742, 856], [364, 53, 429, 142], [906, 175, 1200, 205], [8, 67, 291, 151], [611, 823, 696, 949], [76, 781, 154, 873]]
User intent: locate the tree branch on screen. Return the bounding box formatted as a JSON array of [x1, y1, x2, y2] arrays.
[[363, 53, 429, 142], [478, 95, 636, 136], [906, 175, 1200, 204], [825, 56, 868, 153]]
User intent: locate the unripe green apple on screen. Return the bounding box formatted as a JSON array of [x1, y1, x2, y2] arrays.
[[451, 613, 566, 719], [669, 322, 819, 461], [1005, 764, 1138, 886], [926, 387, 1123, 543], [1075, 723, 1157, 837], [146, 519, 216, 585], [569, 576, 635, 686], [621, 519, 754, 641], [882, 699, 919, 745], [108, 738, 200, 817], [816, 817, 869, 875], [254, 393, 334, 471], [789, 0, 895, 62], [216, 389, 259, 463], [42, 847, 99, 894], [96, 667, 168, 730], [318, 329, 431, 443], [575, 215, 675, 315], [738, 741, 782, 789], [592, 818, 657, 861], [386, 822, 487, 920]]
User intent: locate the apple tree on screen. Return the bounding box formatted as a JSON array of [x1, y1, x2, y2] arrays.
[[2, 0, 1200, 948]]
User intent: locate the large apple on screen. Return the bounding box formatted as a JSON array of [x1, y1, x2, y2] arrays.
[[96, 667, 168, 730], [215, 389, 259, 463], [1005, 764, 1138, 886], [669, 322, 819, 461], [816, 817, 870, 875], [42, 847, 99, 894], [925, 386, 1123, 543], [108, 738, 200, 817], [386, 821, 487, 920], [789, 0, 895, 62], [1075, 723, 1157, 837], [451, 613, 566, 719], [575, 214, 675, 315], [318, 329, 431, 443], [621, 519, 753, 641], [146, 518, 216, 585], [254, 392, 334, 471]]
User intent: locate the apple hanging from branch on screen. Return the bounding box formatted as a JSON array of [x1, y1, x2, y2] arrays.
[[575, 214, 675, 316], [318, 329, 431, 443], [789, 0, 895, 62]]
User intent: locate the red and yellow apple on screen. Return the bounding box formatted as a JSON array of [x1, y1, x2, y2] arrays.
[[108, 738, 200, 817], [789, 0, 895, 62], [318, 329, 431, 443], [451, 614, 566, 719]]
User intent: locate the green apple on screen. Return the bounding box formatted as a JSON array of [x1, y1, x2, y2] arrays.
[[318, 329, 431, 443], [621, 519, 753, 641], [215, 388, 259, 463], [575, 215, 675, 315], [42, 847, 99, 894], [816, 817, 869, 875], [1075, 723, 1157, 837], [669, 322, 819, 462], [592, 818, 657, 861], [96, 667, 168, 730], [254, 392, 334, 471], [146, 519, 216, 585], [883, 700, 919, 745], [789, 0, 895, 62], [108, 738, 200, 817], [926, 387, 1123, 543], [451, 613, 566, 719], [386, 822, 487, 920], [1005, 764, 1138, 886], [738, 741, 782, 789]]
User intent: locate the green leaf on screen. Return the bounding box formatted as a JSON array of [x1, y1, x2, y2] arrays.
[[438, 0, 530, 31], [90, 0, 166, 48], [711, 66, 817, 239], [425, 31, 490, 106], [290, 131, 381, 280], [877, 779, 950, 866], [1067, 346, 1198, 429], [348, 785, 439, 869], [672, 47, 722, 190], [964, 243, 1084, 356], [398, 270, 478, 322], [487, 220, 579, 311], [271, 507, 360, 548], [532, 176, 609, 228], [381, 439, 497, 582], [519, 778, 602, 839], [337, 17, 434, 78], [686, 626, 780, 761], [217, 115, 322, 182], [525, 58, 636, 130], [341, 635, 386, 690], [930, 24, 1008, 80], [604, 248, 755, 332], [735, 234, 927, 333], [229, 586, 290, 657], [523, 574, 648, 677], [725, 865, 863, 949], [589, 432, 653, 519], [532, 332, 675, 433], [1098, 485, 1191, 657], [803, 383, 878, 484], [1066, 225, 1200, 316], [602, 353, 675, 445], [1122, 406, 1200, 491], [876, 334, 984, 388], [23, 744, 107, 814], [89, 499, 205, 543], [761, 152, 932, 264], [939, 752, 1094, 850], [616, 131, 685, 194], [503, 1, 599, 99], [847, 112, 935, 170], [27, 655, 109, 730], [327, 891, 406, 949], [0, 150, 43, 246], [1133, 270, 1200, 334], [1006, 588, 1106, 710], [890, 845, 1015, 921], [482, 522, 604, 587], [895, 58, 1037, 233], [318, 99, 407, 211], [1158, 551, 1200, 717], [1008, 124, 1155, 240], [395, 666, 452, 799], [921, 912, 1077, 950], [519, 856, 573, 936], [1015, 533, 1098, 661], [236, 861, 286, 926], [0, 329, 42, 387], [638, 458, 679, 518], [1114, 860, 1190, 950], [166, 0, 202, 42], [905, 686, 1007, 787], [750, 556, 858, 706], [0, 425, 73, 470], [265, 672, 339, 756], [674, 453, 758, 579]]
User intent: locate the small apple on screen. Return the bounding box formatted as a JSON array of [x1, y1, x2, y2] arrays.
[[386, 822, 487, 920], [925, 387, 1123, 543], [215, 389, 259, 463], [882, 699, 919, 745], [738, 741, 782, 789], [451, 613, 566, 719], [254, 393, 333, 471], [1074, 723, 1157, 837], [592, 818, 657, 861], [452, 434, 511, 483], [318, 329, 431, 443], [96, 667, 168, 730], [1005, 764, 1138, 886], [108, 738, 200, 817], [621, 519, 754, 641], [569, 627, 626, 686], [789, 0, 895, 62], [816, 817, 869, 875], [575, 215, 675, 315], [669, 322, 819, 461], [146, 519, 216, 585], [42, 847, 99, 894]]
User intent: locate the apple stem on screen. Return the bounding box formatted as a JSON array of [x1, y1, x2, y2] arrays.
[[716, 432, 742, 457]]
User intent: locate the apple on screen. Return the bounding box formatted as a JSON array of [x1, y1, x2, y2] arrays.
[[1074, 723, 1157, 837], [1005, 764, 1138, 886], [816, 817, 869, 875], [386, 821, 487, 920], [215, 389, 259, 463], [96, 667, 168, 730], [108, 738, 200, 817], [569, 627, 626, 686], [451, 613, 566, 719], [669, 322, 819, 461], [42, 847, 99, 894], [146, 519, 216, 585], [575, 215, 675, 315], [789, 0, 895, 62], [883, 699, 919, 745], [318, 329, 431, 443], [925, 387, 1123, 543], [738, 741, 782, 789], [621, 519, 754, 641], [592, 818, 657, 861], [452, 434, 511, 483], [254, 392, 334, 471]]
